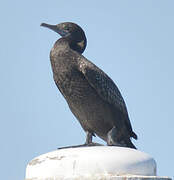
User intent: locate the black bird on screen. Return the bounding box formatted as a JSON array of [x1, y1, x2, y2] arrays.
[[41, 22, 137, 149]]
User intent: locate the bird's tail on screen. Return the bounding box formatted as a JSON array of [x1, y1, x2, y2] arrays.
[[131, 131, 138, 140], [125, 139, 137, 149]]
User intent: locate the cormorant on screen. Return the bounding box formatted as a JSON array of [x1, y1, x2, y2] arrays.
[[41, 22, 137, 149]]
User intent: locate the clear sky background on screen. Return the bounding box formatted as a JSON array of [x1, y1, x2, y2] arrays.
[[0, 1, 173, 179]]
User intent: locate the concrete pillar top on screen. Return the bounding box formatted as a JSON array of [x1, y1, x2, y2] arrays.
[[25, 146, 171, 180]]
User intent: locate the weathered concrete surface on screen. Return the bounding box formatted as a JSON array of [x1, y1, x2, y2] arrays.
[[25, 146, 171, 180], [25, 175, 171, 180]]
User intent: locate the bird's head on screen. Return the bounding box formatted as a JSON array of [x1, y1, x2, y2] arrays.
[[41, 22, 87, 53]]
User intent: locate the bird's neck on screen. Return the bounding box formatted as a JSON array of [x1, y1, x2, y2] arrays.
[[56, 37, 86, 54]]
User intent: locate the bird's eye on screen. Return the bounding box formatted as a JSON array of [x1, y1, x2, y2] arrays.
[[64, 26, 70, 31]]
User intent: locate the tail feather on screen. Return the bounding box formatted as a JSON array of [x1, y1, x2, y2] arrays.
[[126, 139, 137, 149], [131, 131, 138, 140]]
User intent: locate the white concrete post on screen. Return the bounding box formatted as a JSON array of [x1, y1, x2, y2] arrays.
[[25, 146, 171, 180]]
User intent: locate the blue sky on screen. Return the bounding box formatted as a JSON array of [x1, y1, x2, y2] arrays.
[[0, 0, 173, 179]]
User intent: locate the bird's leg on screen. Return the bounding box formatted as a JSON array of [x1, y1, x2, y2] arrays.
[[85, 131, 93, 144], [58, 131, 93, 149], [107, 127, 136, 148], [84, 131, 104, 146], [58, 131, 103, 150], [107, 126, 122, 146]]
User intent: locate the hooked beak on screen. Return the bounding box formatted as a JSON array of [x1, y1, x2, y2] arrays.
[[40, 23, 68, 37]]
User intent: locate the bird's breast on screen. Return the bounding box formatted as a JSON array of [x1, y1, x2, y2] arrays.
[[50, 53, 115, 137], [50, 55, 93, 102]]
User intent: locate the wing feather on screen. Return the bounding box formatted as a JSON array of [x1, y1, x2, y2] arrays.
[[78, 57, 137, 139]]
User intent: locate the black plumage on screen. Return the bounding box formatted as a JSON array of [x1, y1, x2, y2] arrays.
[[41, 22, 137, 149]]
